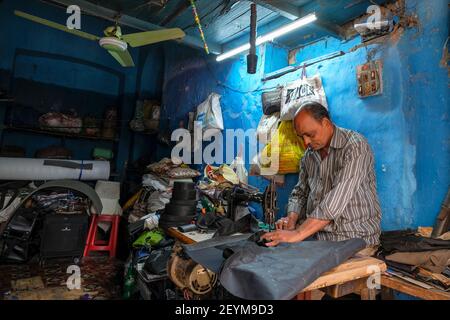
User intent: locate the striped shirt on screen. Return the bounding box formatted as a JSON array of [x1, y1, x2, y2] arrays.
[[287, 126, 381, 246]]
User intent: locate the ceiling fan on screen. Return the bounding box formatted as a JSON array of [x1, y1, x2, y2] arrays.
[[14, 10, 186, 67]]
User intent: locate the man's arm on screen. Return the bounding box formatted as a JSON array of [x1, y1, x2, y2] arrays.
[[282, 157, 309, 229], [263, 218, 330, 246], [264, 140, 374, 245]]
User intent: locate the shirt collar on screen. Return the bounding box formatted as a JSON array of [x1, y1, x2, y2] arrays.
[[329, 125, 347, 149]]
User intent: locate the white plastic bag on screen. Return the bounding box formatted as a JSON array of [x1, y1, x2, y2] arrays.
[[280, 75, 328, 121], [230, 156, 248, 185], [257, 112, 279, 145], [195, 93, 224, 139], [142, 173, 170, 191]]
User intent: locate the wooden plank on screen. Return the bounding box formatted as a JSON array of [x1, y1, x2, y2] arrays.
[[294, 291, 312, 300], [381, 274, 450, 300], [254, 0, 301, 20], [322, 277, 368, 298], [360, 287, 377, 300], [386, 270, 435, 289], [166, 227, 216, 244], [417, 267, 450, 287], [165, 227, 196, 244], [380, 286, 395, 300], [303, 257, 386, 291]]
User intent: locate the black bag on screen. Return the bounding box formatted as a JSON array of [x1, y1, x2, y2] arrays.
[[144, 246, 173, 275], [40, 214, 88, 260], [261, 89, 282, 115]]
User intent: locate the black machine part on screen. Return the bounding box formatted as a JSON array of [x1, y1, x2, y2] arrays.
[[431, 187, 450, 238], [263, 179, 278, 229], [167, 243, 217, 296], [247, 2, 258, 74], [220, 187, 263, 221], [220, 182, 278, 228]]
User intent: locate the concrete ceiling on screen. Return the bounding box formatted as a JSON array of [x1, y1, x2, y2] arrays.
[[45, 0, 390, 53]]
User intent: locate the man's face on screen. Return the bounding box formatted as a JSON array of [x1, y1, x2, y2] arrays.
[[293, 111, 332, 151]]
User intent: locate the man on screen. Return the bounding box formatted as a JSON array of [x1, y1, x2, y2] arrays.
[[261, 102, 381, 252]]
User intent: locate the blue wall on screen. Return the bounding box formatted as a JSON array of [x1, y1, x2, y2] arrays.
[[159, 0, 449, 230], [0, 0, 162, 172]]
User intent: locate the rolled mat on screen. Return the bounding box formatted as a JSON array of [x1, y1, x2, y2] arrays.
[[0, 157, 110, 181]]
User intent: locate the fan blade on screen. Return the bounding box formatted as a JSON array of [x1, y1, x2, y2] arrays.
[[122, 28, 185, 47], [107, 49, 135, 67], [14, 10, 100, 41]]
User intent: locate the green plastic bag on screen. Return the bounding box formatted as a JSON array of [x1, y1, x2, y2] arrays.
[[132, 229, 164, 248]]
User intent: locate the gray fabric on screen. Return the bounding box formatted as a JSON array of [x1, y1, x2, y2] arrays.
[[220, 238, 365, 300], [182, 234, 253, 273], [183, 236, 365, 300], [287, 126, 381, 246]]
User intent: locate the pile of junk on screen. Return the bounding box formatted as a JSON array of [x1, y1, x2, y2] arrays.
[[122, 157, 279, 300], [0, 180, 106, 265]]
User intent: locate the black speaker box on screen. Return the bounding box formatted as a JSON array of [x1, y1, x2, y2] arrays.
[[40, 214, 88, 260]]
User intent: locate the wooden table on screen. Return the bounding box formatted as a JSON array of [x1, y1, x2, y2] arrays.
[[166, 227, 387, 300], [380, 273, 450, 300], [299, 256, 387, 300]]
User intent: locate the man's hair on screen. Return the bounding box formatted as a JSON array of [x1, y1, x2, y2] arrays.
[[294, 101, 331, 122]]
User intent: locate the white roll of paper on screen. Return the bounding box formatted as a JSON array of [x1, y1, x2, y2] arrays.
[[0, 157, 110, 181]]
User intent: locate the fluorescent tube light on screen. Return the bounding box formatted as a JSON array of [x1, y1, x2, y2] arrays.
[[216, 13, 317, 62]]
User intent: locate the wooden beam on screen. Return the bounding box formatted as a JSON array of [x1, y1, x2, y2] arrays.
[[254, 0, 301, 20], [314, 20, 347, 40], [255, 1, 346, 40], [160, 1, 190, 26]]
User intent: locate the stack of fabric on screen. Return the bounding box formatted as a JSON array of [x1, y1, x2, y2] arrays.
[[379, 229, 450, 290]]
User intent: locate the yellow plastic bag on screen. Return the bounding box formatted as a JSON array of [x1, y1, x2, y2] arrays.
[[260, 121, 305, 175]]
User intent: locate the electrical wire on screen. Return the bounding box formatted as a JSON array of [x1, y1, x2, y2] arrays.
[[182, 0, 230, 31]]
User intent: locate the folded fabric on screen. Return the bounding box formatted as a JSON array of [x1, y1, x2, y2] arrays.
[[381, 230, 450, 254], [385, 250, 450, 274]]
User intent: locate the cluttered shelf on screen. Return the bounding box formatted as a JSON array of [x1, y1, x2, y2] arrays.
[[1, 125, 120, 142]]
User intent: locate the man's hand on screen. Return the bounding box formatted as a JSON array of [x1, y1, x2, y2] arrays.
[[275, 212, 299, 230], [261, 217, 331, 247], [260, 230, 300, 247]]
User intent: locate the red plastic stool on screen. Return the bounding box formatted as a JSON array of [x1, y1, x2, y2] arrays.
[[84, 214, 120, 258]]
